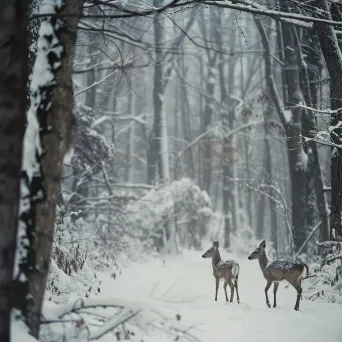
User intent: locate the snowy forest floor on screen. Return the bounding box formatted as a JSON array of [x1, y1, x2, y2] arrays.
[[13, 249, 342, 341]]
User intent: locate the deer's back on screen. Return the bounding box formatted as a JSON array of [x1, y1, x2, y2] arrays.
[[214, 260, 239, 280], [264, 261, 304, 282]]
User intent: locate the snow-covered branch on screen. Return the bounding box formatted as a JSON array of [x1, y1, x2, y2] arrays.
[[48, 296, 201, 342]]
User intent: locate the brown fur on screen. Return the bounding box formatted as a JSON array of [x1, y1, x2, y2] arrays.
[[248, 240, 309, 311], [202, 241, 240, 303]]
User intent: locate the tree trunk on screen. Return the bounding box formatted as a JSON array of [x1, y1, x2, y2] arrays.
[[227, 45, 239, 237], [125, 90, 133, 183], [16, 0, 83, 337], [256, 182, 266, 240], [152, 0, 175, 253], [297, 27, 329, 242], [216, 10, 232, 248], [255, 17, 303, 252], [179, 54, 194, 179], [149, 2, 165, 184], [28, 0, 42, 105], [314, 0, 342, 240], [281, 20, 307, 251], [0, 2, 28, 341], [264, 110, 278, 252], [198, 8, 218, 193]]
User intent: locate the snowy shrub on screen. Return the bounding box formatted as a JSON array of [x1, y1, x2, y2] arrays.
[[304, 241, 342, 304], [46, 207, 104, 304], [87, 210, 157, 267], [125, 178, 214, 251]]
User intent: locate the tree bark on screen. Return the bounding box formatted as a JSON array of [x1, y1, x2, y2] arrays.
[[28, 0, 42, 105], [216, 10, 232, 248], [296, 26, 329, 242], [281, 18, 307, 252], [0, 2, 28, 340], [148, 1, 166, 184], [198, 8, 218, 193], [264, 112, 278, 253], [255, 17, 303, 252], [179, 53, 194, 179], [17, 0, 83, 337], [314, 0, 342, 240]]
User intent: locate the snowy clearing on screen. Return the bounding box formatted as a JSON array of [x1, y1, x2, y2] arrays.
[[32, 250, 342, 342]]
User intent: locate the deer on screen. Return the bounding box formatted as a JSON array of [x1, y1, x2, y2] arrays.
[[248, 240, 309, 311], [202, 241, 240, 304]]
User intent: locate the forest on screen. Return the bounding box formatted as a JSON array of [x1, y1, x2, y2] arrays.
[[1, 0, 342, 341]]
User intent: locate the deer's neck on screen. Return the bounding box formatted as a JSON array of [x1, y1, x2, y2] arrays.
[[258, 250, 268, 272], [212, 250, 221, 269]]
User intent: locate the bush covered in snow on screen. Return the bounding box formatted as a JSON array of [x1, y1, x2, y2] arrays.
[[304, 241, 342, 304], [125, 178, 214, 251], [47, 208, 105, 304]]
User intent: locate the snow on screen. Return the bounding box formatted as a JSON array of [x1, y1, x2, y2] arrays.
[[100, 251, 342, 342], [11, 314, 37, 342], [14, 250, 341, 342], [283, 109, 292, 123]]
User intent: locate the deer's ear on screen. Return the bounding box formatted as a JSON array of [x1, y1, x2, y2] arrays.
[[212, 241, 219, 248], [260, 240, 266, 249]]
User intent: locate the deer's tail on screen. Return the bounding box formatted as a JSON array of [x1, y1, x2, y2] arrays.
[[232, 262, 240, 280], [301, 263, 310, 279]]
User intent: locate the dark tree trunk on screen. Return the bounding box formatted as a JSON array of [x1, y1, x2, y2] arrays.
[[148, 0, 165, 184], [16, 1, 83, 337], [255, 16, 305, 252], [280, 8, 307, 251], [28, 0, 41, 105], [297, 27, 329, 242], [314, 0, 342, 240], [0, 2, 28, 341]]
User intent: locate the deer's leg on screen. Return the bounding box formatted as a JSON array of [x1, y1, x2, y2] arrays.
[[215, 278, 219, 301], [228, 279, 235, 303], [273, 282, 279, 308], [264, 280, 272, 308], [234, 279, 240, 304], [289, 280, 303, 311], [299, 279, 303, 300], [223, 282, 229, 302]]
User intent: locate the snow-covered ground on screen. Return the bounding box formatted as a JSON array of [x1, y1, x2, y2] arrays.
[[98, 250, 342, 342], [13, 250, 342, 341]]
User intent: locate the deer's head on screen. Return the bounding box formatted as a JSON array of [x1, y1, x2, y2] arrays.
[[248, 240, 266, 260], [202, 241, 219, 258]]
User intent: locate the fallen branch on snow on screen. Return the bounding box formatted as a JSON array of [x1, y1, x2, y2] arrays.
[[45, 297, 201, 342]]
